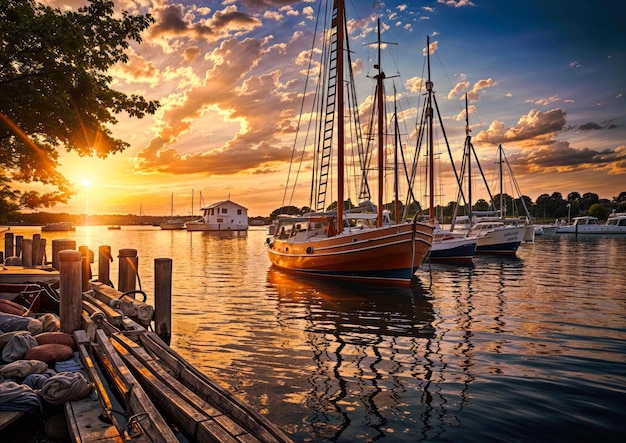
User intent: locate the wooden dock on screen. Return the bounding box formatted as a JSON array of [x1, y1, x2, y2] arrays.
[[0, 232, 293, 442]]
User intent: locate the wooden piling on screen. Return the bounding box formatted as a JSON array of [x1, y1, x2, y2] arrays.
[[58, 250, 83, 334], [79, 246, 92, 292], [118, 248, 138, 293], [98, 245, 112, 285], [37, 238, 46, 266], [15, 236, 22, 260], [154, 258, 173, 344], [4, 232, 13, 258], [31, 234, 41, 266], [21, 239, 33, 267], [52, 239, 76, 270]]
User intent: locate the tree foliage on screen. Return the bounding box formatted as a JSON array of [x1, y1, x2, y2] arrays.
[[0, 0, 158, 215]]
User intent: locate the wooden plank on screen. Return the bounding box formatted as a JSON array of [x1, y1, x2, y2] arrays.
[[73, 330, 126, 437], [111, 333, 254, 440], [140, 332, 291, 443], [109, 339, 213, 441], [83, 292, 123, 325], [64, 397, 123, 443], [94, 329, 177, 443], [0, 411, 24, 431]]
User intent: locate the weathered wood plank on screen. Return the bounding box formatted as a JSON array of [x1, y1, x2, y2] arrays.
[[64, 397, 123, 443], [140, 332, 291, 443], [94, 329, 177, 443], [111, 333, 255, 441]]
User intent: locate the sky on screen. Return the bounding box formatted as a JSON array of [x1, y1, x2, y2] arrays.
[[37, 0, 626, 217]]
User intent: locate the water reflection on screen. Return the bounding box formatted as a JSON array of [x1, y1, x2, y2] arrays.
[[268, 269, 474, 441]]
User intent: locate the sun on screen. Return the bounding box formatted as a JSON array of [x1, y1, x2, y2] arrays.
[[82, 179, 91, 187]]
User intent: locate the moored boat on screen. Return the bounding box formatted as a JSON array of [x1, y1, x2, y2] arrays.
[[556, 214, 626, 234], [266, 1, 433, 286], [41, 222, 75, 232]]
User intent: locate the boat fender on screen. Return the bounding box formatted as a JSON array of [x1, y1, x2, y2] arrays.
[[306, 246, 313, 254]]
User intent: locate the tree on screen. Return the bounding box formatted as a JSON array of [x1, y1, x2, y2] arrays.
[[0, 0, 159, 213], [588, 203, 608, 220]]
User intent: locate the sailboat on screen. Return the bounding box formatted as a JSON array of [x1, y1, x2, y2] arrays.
[[414, 36, 477, 263], [160, 193, 185, 230], [450, 98, 526, 255], [266, 1, 433, 286]]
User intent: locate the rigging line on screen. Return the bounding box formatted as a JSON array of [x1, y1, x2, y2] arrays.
[[283, 0, 326, 212]]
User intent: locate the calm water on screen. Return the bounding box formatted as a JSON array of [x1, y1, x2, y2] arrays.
[[6, 226, 626, 442]]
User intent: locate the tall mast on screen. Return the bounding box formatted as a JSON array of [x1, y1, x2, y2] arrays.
[[426, 36, 435, 224], [336, 0, 345, 233], [375, 18, 385, 227], [465, 94, 472, 221]]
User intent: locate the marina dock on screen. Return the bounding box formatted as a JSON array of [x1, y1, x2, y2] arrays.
[[0, 231, 292, 442]]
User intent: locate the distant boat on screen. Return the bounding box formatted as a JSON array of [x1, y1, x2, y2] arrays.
[[107, 225, 121, 230], [41, 222, 75, 232], [186, 200, 248, 231], [556, 214, 626, 234], [160, 193, 185, 230], [266, 3, 433, 286]]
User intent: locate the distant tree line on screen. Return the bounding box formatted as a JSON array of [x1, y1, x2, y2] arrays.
[[270, 191, 626, 223]]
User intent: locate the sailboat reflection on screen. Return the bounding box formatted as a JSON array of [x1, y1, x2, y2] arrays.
[[268, 268, 474, 441]]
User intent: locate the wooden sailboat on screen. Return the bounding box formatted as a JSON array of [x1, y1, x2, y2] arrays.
[[415, 36, 477, 263], [266, 1, 433, 286]]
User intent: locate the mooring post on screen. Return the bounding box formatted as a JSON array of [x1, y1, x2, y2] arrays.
[[98, 245, 112, 286], [51, 239, 77, 270], [37, 238, 46, 266], [118, 248, 138, 293], [154, 258, 173, 344], [4, 232, 13, 259], [79, 246, 92, 292], [31, 234, 41, 267], [21, 238, 33, 267], [59, 250, 83, 334], [15, 236, 23, 262]]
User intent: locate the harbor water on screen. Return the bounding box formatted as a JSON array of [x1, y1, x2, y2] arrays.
[[6, 226, 626, 442]]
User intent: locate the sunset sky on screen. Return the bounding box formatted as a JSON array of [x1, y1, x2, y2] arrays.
[[40, 0, 625, 217]]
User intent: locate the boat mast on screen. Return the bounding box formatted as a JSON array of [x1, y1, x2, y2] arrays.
[[336, 0, 345, 233], [426, 36, 435, 225], [375, 18, 385, 227], [499, 144, 504, 220]]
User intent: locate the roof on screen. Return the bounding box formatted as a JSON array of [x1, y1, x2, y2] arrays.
[[200, 199, 248, 210]]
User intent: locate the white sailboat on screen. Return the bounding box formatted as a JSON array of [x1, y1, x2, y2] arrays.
[[160, 193, 185, 230], [450, 97, 525, 255]]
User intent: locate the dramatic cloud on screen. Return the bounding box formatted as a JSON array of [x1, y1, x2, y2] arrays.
[[475, 108, 567, 145], [135, 36, 300, 176]]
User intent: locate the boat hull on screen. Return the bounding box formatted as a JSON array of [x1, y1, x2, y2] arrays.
[[428, 236, 477, 263], [267, 223, 433, 286], [473, 226, 525, 255]]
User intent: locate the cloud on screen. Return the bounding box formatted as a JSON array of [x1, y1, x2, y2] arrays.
[[475, 108, 567, 145], [448, 77, 497, 101], [148, 3, 262, 46], [506, 141, 626, 175], [135, 36, 301, 176], [437, 0, 476, 7]]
